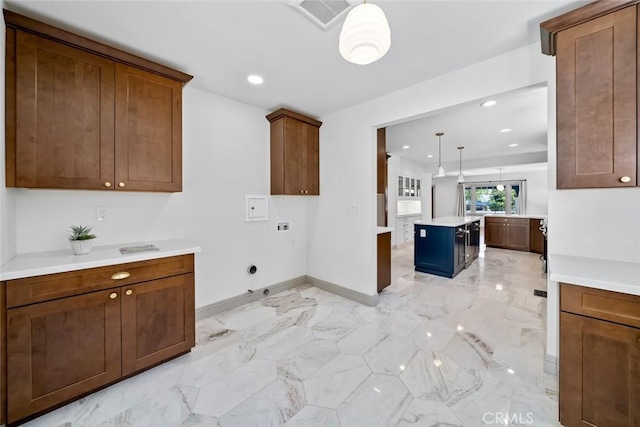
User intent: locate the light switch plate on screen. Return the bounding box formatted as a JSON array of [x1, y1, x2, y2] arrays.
[[245, 195, 268, 222], [96, 206, 108, 222]]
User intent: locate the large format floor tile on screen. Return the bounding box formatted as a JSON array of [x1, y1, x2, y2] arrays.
[[23, 245, 558, 426]]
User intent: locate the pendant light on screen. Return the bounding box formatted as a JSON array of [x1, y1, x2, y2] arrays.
[[434, 132, 445, 178], [457, 146, 465, 183], [496, 168, 505, 191], [339, 1, 391, 65]]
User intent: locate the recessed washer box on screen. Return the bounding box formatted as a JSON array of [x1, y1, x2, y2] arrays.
[[245, 195, 268, 222]]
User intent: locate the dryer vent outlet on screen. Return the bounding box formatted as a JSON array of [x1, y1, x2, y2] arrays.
[[263, 289, 270, 296], [247, 265, 257, 275]]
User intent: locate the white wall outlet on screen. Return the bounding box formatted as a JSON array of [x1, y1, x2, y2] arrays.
[[277, 221, 290, 231], [96, 206, 109, 222], [349, 204, 360, 215]]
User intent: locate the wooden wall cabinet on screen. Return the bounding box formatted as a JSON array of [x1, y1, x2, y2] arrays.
[[484, 217, 530, 251], [559, 284, 640, 427], [267, 108, 321, 196], [2, 254, 195, 424], [5, 10, 191, 192], [543, 3, 638, 189]]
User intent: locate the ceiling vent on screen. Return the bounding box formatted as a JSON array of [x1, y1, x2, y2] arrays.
[[289, 0, 356, 30]]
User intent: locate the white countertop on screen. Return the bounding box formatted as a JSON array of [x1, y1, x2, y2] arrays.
[[416, 216, 481, 228], [376, 226, 394, 234], [484, 214, 547, 220], [0, 239, 202, 281], [396, 213, 422, 218], [550, 254, 640, 296]]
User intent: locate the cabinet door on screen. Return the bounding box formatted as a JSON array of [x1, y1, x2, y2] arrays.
[[485, 219, 508, 247], [14, 31, 115, 190], [7, 290, 121, 423], [115, 64, 183, 192], [298, 120, 319, 195], [376, 232, 391, 292], [121, 274, 195, 376], [556, 6, 636, 189], [560, 312, 640, 427], [506, 220, 530, 251], [529, 219, 544, 254]]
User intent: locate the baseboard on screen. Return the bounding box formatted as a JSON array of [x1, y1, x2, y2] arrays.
[[305, 275, 379, 307], [543, 354, 558, 376], [195, 275, 307, 320]]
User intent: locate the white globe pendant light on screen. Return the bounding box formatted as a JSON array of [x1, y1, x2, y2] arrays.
[[339, 2, 391, 65], [496, 168, 505, 191]]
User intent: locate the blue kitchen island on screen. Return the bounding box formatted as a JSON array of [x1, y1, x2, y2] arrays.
[[414, 216, 481, 278]]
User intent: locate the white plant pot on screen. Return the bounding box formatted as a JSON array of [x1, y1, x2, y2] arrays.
[[70, 239, 94, 255]]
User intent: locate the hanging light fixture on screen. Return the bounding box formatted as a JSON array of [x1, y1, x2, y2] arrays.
[[457, 146, 465, 183], [434, 132, 445, 178], [496, 168, 505, 191], [339, 1, 391, 65]]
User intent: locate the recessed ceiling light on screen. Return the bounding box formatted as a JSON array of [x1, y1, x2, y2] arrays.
[[500, 128, 512, 133], [427, 154, 433, 158], [481, 100, 497, 107], [509, 143, 518, 147], [247, 75, 264, 85], [402, 145, 410, 149]]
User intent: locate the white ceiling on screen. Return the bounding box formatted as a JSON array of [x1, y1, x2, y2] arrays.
[[386, 85, 548, 170], [8, 0, 584, 118]]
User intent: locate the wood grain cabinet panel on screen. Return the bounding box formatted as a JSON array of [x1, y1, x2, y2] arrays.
[[556, 6, 637, 189], [6, 289, 122, 423], [267, 109, 321, 196], [484, 217, 531, 252], [376, 232, 391, 293], [14, 30, 115, 189]]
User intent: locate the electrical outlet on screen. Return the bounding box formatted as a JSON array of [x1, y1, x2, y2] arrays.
[[96, 207, 109, 222], [277, 221, 290, 231], [349, 204, 360, 215]]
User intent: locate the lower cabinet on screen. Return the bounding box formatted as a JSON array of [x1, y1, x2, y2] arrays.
[[414, 221, 480, 278], [376, 232, 391, 293], [3, 255, 196, 424], [560, 283, 640, 427], [485, 217, 530, 251]]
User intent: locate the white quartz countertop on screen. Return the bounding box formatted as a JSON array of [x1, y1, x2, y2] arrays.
[[0, 239, 202, 281], [550, 254, 640, 296], [484, 214, 547, 220], [376, 226, 394, 234], [416, 216, 481, 227], [396, 213, 422, 218]]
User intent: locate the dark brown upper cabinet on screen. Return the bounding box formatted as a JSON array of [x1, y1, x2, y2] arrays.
[[4, 10, 192, 192], [267, 108, 321, 196], [541, 2, 638, 189]]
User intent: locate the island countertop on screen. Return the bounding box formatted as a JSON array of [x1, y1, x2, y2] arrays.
[[0, 239, 202, 281], [416, 216, 481, 228]]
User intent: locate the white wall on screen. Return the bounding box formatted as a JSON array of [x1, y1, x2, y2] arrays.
[[8, 87, 308, 308], [308, 43, 553, 297]]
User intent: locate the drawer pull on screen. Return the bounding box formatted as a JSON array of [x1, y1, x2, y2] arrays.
[[118, 182, 126, 188], [111, 272, 131, 280], [109, 292, 118, 299], [125, 289, 133, 296], [620, 176, 631, 183], [104, 181, 112, 188]]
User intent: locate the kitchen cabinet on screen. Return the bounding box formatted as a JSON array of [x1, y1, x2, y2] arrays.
[[4, 10, 191, 192], [397, 175, 421, 198], [396, 215, 421, 246], [267, 108, 322, 196], [529, 219, 545, 254], [484, 217, 530, 251], [414, 219, 480, 278], [542, 4, 637, 189], [559, 283, 640, 427], [2, 254, 195, 424], [377, 231, 391, 292]]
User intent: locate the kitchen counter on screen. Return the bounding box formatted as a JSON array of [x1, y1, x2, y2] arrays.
[[376, 226, 394, 234], [483, 214, 547, 220], [0, 239, 202, 281], [417, 216, 481, 227], [396, 213, 422, 218], [549, 254, 640, 296]]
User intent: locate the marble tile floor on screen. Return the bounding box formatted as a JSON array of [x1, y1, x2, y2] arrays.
[[25, 245, 558, 427]]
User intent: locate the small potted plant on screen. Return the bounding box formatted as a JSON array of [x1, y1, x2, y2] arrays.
[[67, 225, 97, 255]]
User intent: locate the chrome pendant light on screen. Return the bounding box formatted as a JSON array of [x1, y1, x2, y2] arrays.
[[496, 168, 505, 191], [457, 146, 465, 183], [434, 132, 445, 178], [339, 0, 391, 65]]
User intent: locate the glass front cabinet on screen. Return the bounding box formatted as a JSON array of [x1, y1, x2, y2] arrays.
[[398, 175, 421, 199]]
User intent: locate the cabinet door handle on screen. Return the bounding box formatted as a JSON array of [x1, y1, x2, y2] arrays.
[[125, 289, 133, 296], [111, 272, 131, 280], [299, 190, 303, 194], [109, 292, 118, 299], [118, 182, 126, 188], [620, 176, 631, 183], [104, 181, 112, 188], [304, 190, 308, 194]]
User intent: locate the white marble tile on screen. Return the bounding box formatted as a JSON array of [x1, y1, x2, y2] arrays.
[[255, 326, 314, 361], [193, 358, 277, 417], [364, 335, 417, 375], [397, 399, 464, 427], [283, 406, 340, 427], [336, 323, 388, 355], [447, 369, 513, 425], [184, 413, 220, 426], [337, 374, 411, 427], [218, 379, 305, 426], [303, 354, 371, 408], [261, 291, 318, 315], [444, 331, 494, 370], [399, 351, 460, 401], [223, 306, 278, 330], [408, 320, 456, 351], [311, 312, 361, 341], [179, 342, 257, 388], [510, 391, 561, 426], [278, 339, 340, 381]]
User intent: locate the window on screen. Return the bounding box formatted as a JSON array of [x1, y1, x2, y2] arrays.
[[464, 181, 525, 215]]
